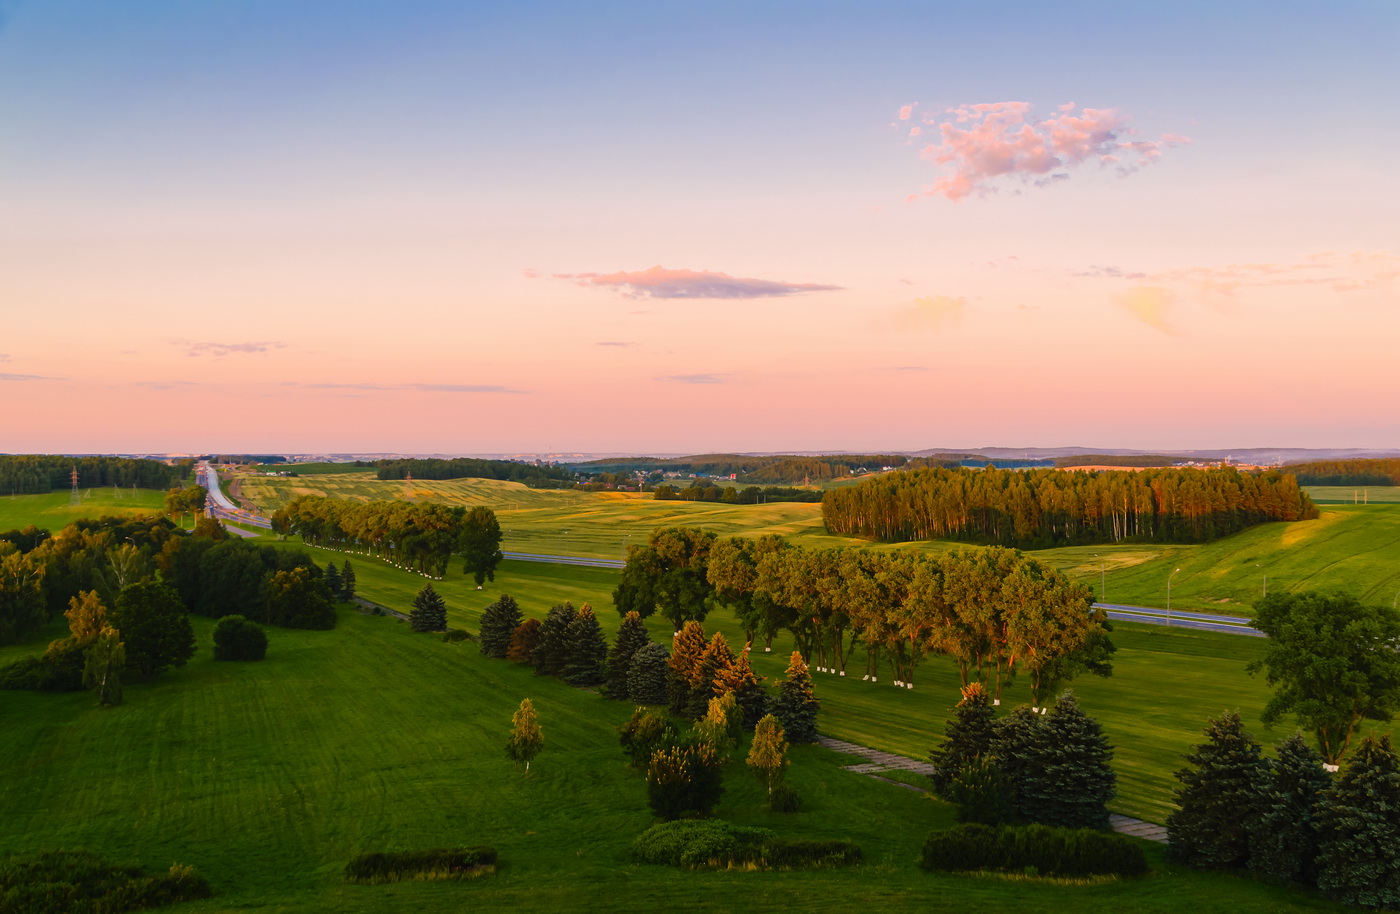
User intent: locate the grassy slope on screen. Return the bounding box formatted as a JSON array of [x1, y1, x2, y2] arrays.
[[0, 610, 1348, 914]]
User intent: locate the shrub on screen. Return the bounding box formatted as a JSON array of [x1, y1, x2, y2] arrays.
[[631, 821, 860, 871], [0, 850, 212, 913], [0, 647, 84, 693], [768, 784, 801, 813], [619, 707, 679, 768], [343, 847, 498, 883], [919, 823, 1148, 878], [646, 743, 724, 819], [212, 615, 268, 661], [947, 759, 1014, 825], [441, 629, 472, 643]]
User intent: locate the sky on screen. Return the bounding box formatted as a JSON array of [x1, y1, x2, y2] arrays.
[[1, 0, 1397, 455]]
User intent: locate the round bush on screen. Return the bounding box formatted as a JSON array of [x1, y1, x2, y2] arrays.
[[768, 784, 802, 813], [213, 615, 268, 661]]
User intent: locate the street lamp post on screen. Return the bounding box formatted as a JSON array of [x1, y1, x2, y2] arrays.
[[1168, 567, 1182, 625], [1094, 553, 1105, 603], [1256, 563, 1266, 598]]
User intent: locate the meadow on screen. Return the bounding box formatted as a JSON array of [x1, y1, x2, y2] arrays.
[[0, 487, 170, 531]]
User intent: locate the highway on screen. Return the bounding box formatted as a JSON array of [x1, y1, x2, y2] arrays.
[[196, 462, 272, 530], [1096, 601, 1262, 637]]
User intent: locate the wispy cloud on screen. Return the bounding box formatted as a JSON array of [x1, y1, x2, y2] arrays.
[[0, 372, 60, 381], [181, 341, 285, 357], [596, 341, 635, 347], [1118, 286, 1175, 333], [300, 382, 524, 394], [662, 373, 725, 384], [894, 295, 968, 330], [551, 265, 841, 300], [899, 101, 1188, 201], [1075, 251, 1399, 297], [0, 353, 9, 362]]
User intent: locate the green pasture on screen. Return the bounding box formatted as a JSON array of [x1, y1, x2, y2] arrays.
[[0, 606, 1351, 913], [0, 488, 168, 532], [250, 462, 379, 475], [1303, 485, 1400, 504]]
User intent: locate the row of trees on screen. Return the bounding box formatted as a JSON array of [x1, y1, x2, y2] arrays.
[[653, 483, 822, 504], [158, 533, 338, 630], [271, 497, 503, 585], [1168, 712, 1400, 908], [821, 466, 1317, 547], [0, 455, 189, 496], [371, 457, 576, 488], [613, 528, 1112, 705]]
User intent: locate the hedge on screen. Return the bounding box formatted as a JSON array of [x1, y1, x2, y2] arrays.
[[343, 847, 498, 883], [920, 824, 1148, 878], [632, 821, 861, 871]]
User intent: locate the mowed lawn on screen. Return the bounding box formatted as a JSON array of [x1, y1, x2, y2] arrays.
[[0, 609, 1351, 914], [0, 488, 169, 531]]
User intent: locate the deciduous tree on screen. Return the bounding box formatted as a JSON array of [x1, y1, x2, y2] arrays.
[[747, 713, 789, 795], [81, 626, 124, 706], [459, 506, 504, 588], [111, 581, 195, 680], [506, 698, 543, 774]]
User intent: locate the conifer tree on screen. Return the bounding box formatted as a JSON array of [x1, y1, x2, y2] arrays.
[[506, 698, 543, 774], [1315, 735, 1400, 908], [604, 611, 652, 699], [81, 626, 124, 707], [747, 713, 789, 796], [715, 645, 769, 729], [695, 691, 742, 757], [666, 621, 707, 716], [1167, 710, 1267, 868], [628, 641, 670, 705], [324, 562, 342, 600], [562, 604, 608, 687], [619, 706, 678, 767], [686, 632, 736, 719], [532, 603, 578, 676], [771, 650, 820, 743], [646, 743, 724, 819], [340, 561, 356, 600], [1014, 691, 1115, 830], [929, 682, 997, 797], [1248, 732, 1331, 886], [409, 584, 448, 633], [479, 594, 523, 659], [507, 618, 542, 664]]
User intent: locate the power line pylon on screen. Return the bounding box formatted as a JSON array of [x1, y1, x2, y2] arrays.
[[69, 467, 81, 506]]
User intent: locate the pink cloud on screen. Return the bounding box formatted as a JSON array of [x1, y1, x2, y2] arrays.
[[898, 104, 915, 121], [554, 265, 841, 300], [900, 101, 1189, 201]]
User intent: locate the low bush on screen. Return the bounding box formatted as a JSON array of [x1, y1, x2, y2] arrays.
[[212, 616, 267, 661], [343, 847, 498, 884], [632, 821, 861, 871], [0, 850, 211, 913], [618, 708, 678, 768], [919, 824, 1148, 878], [646, 743, 724, 819], [768, 784, 801, 813], [441, 629, 472, 643], [0, 643, 85, 693]]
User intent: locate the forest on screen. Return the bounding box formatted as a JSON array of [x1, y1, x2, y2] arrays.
[[0, 455, 188, 496], [821, 466, 1317, 547], [1283, 458, 1400, 486]]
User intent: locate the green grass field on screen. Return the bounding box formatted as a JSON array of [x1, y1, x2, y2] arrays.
[[1303, 485, 1400, 504], [0, 488, 169, 532], [0, 603, 1353, 913]]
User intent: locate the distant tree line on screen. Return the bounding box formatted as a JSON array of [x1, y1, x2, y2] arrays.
[[821, 466, 1317, 547], [1053, 454, 1182, 468], [205, 454, 288, 464], [574, 453, 917, 485], [371, 457, 576, 488], [1283, 457, 1400, 486], [272, 496, 503, 584], [0, 455, 188, 495], [654, 482, 822, 504]]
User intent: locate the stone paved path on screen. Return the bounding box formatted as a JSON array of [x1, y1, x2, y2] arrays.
[[816, 735, 1168, 844]]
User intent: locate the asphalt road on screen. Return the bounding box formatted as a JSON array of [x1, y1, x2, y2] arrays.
[[1096, 601, 1262, 637], [196, 462, 272, 529]]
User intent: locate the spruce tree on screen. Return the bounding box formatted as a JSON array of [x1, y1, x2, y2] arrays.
[[340, 561, 356, 600], [410, 584, 448, 633], [929, 682, 998, 797], [1315, 735, 1400, 908], [685, 632, 736, 719], [507, 618, 542, 664], [984, 704, 1043, 823], [1014, 691, 1115, 830], [1166, 710, 1267, 869], [604, 611, 652, 700], [771, 650, 820, 743], [479, 594, 523, 659], [532, 603, 578, 676], [715, 645, 769, 729], [1248, 732, 1331, 886], [562, 605, 608, 687], [628, 641, 670, 705], [324, 562, 342, 600], [666, 621, 707, 717]]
